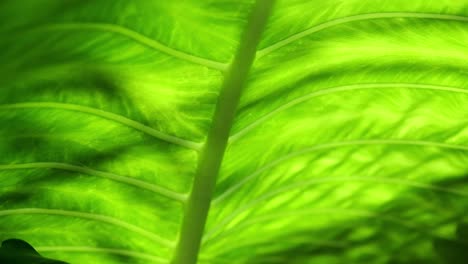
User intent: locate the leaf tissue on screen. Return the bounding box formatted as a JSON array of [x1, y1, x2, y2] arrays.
[[0, 0, 467, 263]]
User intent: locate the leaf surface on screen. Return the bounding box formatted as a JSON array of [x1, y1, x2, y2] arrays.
[[0, 0, 467, 264]]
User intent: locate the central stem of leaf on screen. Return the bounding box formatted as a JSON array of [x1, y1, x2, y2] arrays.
[[171, 1, 275, 264]]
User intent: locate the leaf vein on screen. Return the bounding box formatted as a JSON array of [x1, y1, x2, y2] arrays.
[[206, 176, 468, 240], [0, 162, 187, 203], [0, 102, 201, 150], [257, 12, 468, 57], [36, 246, 169, 263], [230, 83, 468, 142], [215, 139, 468, 204], [0, 208, 175, 248], [34, 23, 228, 71], [203, 208, 444, 251]]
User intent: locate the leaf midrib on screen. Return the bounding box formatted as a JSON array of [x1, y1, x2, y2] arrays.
[[170, 1, 275, 264]]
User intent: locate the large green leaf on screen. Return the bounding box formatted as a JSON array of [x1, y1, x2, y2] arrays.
[[1, 0, 467, 263]]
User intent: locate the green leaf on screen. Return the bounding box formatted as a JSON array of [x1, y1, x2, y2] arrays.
[[0, 0, 467, 264], [0, 238, 68, 263]]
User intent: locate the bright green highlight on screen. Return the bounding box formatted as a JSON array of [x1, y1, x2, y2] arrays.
[[0, 0, 467, 264]]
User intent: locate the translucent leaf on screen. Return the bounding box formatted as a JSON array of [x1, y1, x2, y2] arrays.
[[0, 0, 467, 264]]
